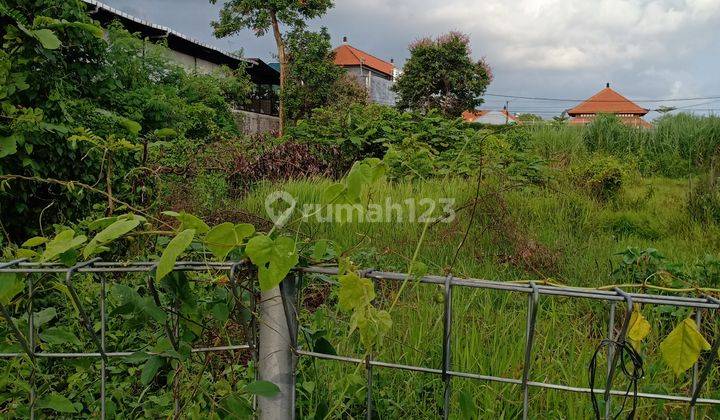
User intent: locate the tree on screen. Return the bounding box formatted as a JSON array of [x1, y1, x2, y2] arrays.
[[393, 32, 492, 117], [283, 27, 340, 121], [517, 113, 543, 124], [211, 0, 334, 135]]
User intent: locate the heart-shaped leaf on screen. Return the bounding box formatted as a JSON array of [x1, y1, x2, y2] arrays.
[[245, 235, 298, 291], [660, 318, 711, 376], [204, 222, 255, 261], [338, 272, 375, 312]]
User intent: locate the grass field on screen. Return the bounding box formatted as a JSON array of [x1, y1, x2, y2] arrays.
[[231, 167, 720, 418]]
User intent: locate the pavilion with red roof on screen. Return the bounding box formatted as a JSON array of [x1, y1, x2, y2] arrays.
[[568, 84, 651, 128]]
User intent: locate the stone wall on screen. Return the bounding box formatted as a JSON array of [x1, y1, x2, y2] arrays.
[[232, 110, 280, 135]]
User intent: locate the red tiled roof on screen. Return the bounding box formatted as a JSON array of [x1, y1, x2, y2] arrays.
[[569, 115, 652, 129], [568, 87, 648, 116], [333, 44, 394, 77], [462, 109, 521, 124]]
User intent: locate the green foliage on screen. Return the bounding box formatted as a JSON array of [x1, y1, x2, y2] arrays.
[[0, 0, 252, 237], [288, 104, 486, 177], [156, 229, 195, 281], [245, 235, 299, 291], [84, 216, 142, 258], [659, 318, 711, 376], [393, 32, 492, 117], [687, 169, 720, 224], [244, 380, 281, 397], [211, 0, 333, 38], [204, 222, 255, 261], [283, 27, 364, 121], [600, 210, 661, 240], [571, 154, 625, 200], [0, 272, 23, 305], [337, 269, 391, 351]]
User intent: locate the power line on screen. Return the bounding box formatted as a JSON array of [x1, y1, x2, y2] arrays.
[[483, 93, 720, 103]]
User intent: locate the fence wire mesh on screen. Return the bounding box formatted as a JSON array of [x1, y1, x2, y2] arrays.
[[1, 259, 720, 419]]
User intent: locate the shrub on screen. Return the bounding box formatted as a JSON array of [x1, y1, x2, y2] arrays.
[[229, 140, 338, 190], [572, 155, 625, 200], [0, 2, 252, 236], [191, 172, 229, 210], [687, 170, 720, 225], [286, 104, 485, 169]]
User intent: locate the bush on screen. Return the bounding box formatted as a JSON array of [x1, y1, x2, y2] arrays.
[[0, 2, 252, 236], [288, 104, 483, 163], [572, 155, 625, 200], [687, 170, 720, 225]]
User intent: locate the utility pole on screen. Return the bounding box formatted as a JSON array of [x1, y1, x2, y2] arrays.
[[505, 100, 509, 125]]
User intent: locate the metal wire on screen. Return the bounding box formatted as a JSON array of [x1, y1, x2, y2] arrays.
[[3, 260, 720, 418], [0, 259, 254, 419], [296, 266, 720, 417]]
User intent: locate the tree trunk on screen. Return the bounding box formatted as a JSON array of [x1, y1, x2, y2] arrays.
[[269, 10, 286, 136]]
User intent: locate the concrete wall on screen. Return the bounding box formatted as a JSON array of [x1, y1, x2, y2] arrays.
[[346, 67, 397, 106], [232, 110, 280, 135], [169, 50, 220, 75]]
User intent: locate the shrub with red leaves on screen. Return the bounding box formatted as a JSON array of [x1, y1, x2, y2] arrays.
[[229, 140, 344, 191]]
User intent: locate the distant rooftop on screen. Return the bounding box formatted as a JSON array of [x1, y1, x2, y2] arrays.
[[568, 85, 648, 116], [333, 43, 394, 78]]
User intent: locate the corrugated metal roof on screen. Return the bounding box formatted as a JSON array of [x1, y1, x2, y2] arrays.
[[83, 0, 253, 66]]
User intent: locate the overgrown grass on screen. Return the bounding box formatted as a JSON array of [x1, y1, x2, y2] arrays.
[[525, 113, 720, 177], [229, 170, 720, 418]]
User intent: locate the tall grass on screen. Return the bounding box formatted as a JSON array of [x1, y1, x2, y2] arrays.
[[231, 172, 720, 418], [524, 113, 720, 177]]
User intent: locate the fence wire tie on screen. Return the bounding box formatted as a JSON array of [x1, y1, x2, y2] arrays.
[[64, 258, 107, 362], [691, 295, 720, 407], [0, 259, 34, 361], [522, 281, 540, 420]]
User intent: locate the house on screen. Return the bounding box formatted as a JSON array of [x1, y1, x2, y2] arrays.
[[333, 38, 397, 106], [83, 0, 280, 132], [462, 108, 521, 125], [567, 84, 651, 128]]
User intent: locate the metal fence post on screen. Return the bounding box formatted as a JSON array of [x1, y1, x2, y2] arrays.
[[522, 282, 539, 420], [258, 277, 296, 420], [441, 274, 454, 420]]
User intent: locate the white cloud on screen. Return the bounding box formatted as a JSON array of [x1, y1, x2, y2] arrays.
[[338, 0, 719, 72]]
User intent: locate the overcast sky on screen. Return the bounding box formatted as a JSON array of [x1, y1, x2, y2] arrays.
[[103, 0, 720, 119]]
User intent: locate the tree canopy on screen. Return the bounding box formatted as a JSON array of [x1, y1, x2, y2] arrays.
[[283, 27, 367, 121], [393, 32, 493, 118], [210, 0, 334, 134]]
